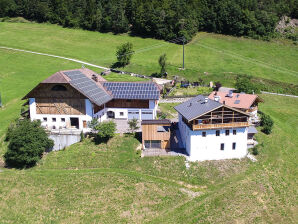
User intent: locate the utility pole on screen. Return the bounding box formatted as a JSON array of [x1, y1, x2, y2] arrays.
[[182, 36, 185, 69]]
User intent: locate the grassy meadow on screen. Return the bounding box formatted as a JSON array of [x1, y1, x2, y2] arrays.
[[0, 94, 297, 223], [0, 22, 297, 86], [0, 21, 297, 223]]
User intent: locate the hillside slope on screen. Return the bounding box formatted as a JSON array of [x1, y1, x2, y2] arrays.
[[0, 22, 297, 85]]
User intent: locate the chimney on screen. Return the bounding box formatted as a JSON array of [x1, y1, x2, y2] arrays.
[[228, 90, 233, 98], [214, 96, 221, 102], [188, 102, 192, 107], [223, 100, 226, 105], [205, 98, 208, 103]]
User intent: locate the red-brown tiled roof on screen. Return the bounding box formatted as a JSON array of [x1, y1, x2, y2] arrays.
[[208, 91, 258, 110]]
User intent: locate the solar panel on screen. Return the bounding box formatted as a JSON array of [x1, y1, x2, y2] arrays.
[[103, 82, 160, 100], [234, 100, 240, 104], [64, 70, 112, 106]]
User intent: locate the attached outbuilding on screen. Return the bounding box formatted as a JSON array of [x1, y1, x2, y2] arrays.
[[141, 119, 171, 150]]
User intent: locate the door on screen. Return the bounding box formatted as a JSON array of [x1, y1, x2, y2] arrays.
[[70, 117, 79, 129], [141, 110, 153, 120], [128, 110, 139, 120]]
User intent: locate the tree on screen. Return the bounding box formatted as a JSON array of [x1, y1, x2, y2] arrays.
[[128, 118, 139, 135], [88, 118, 99, 132], [260, 113, 274, 134], [95, 121, 116, 143], [235, 75, 260, 94], [4, 119, 54, 168], [116, 42, 134, 67], [158, 53, 167, 77]]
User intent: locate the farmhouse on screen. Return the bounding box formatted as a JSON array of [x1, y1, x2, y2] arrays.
[[175, 95, 250, 161], [23, 68, 160, 133], [208, 91, 260, 123]]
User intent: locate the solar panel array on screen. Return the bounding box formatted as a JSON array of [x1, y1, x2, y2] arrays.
[[103, 82, 160, 100], [234, 100, 240, 104], [64, 70, 112, 106]]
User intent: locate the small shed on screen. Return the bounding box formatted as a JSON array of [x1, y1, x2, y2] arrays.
[[141, 119, 171, 150]]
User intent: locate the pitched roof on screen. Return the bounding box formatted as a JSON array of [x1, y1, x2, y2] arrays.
[[102, 82, 160, 100], [174, 95, 222, 121], [208, 91, 258, 110], [63, 70, 112, 106], [141, 119, 171, 125], [248, 126, 258, 134]]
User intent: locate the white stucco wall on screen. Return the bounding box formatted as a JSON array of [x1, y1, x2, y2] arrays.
[[178, 113, 248, 161], [188, 127, 248, 161], [29, 98, 93, 133]]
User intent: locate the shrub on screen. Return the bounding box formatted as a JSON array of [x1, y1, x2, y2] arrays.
[[260, 113, 274, 134], [80, 131, 84, 142], [252, 146, 259, 155], [4, 119, 54, 168], [158, 53, 167, 77], [235, 75, 260, 94], [95, 121, 116, 143]]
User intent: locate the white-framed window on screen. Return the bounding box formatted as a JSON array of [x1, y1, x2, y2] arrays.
[[225, 130, 230, 136], [43, 117, 47, 122], [52, 118, 56, 122], [61, 118, 65, 122], [216, 130, 220, 136], [233, 130, 237, 135], [120, 112, 124, 116], [232, 142, 236, 150], [202, 131, 206, 137], [220, 143, 224, 150]]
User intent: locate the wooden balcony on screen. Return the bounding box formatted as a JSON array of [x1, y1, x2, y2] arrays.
[[247, 106, 258, 113], [192, 122, 249, 130]]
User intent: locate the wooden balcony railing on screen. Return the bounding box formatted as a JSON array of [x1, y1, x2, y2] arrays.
[[192, 122, 249, 130], [247, 106, 258, 113]]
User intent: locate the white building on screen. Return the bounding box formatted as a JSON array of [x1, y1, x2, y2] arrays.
[[23, 68, 160, 134], [175, 95, 250, 161]]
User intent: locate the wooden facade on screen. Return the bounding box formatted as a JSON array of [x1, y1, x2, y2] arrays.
[[28, 83, 86, 115], [142, 121, 171, 149], [106, 99, 149, 108], [183, 106, 249, 131]]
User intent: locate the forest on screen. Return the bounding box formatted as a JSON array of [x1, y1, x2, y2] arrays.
[[0, 0, 297, 42]]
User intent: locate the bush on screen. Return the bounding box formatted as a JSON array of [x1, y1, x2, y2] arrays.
[[4, 119, 54, 168], [95, 121, 116, 143], [252, 146, 259, 155], [235, 75, 260, 94], [260, 113, 274, 134]]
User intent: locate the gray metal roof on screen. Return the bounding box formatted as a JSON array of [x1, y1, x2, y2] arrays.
[[141, 119, 171, 125], [103, 82, 160, 100], [64, 70, 112, 106], [174, 95, 222, 121], [248, 126, 258, 134]]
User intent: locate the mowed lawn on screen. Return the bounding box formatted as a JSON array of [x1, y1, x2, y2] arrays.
[[0, 94, 297, 223], [0, 22, 297, 84]]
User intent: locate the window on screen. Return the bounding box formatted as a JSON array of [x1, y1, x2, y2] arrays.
[[225, 130, 230, 136], [61, 118, 65, 122], [202, 131, 206, 137], [216, 130, 220, 136], [220, 143, 224, 150], [126, 99, 132, 102], [232, 142, 236, 150], [233, 130, 237, 135], [120, 112, 124, 116], [52, 125, 56, 129], [43, 117, 47, 122], [51, 85, 67, 91], [52, 118, 56, 122]]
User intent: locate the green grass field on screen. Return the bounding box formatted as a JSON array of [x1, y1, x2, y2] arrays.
[[0, 21, 297, 223], [0, 22, 297, 85], [0, 94, 297, 223]]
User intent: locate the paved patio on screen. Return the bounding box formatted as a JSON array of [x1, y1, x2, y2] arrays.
[[110, 119, 142, 134]]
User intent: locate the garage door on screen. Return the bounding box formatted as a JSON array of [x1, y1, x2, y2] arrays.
[[144, 140, 161, 149], [141, 110, 153, 120], [128, 110, 139, 120]]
